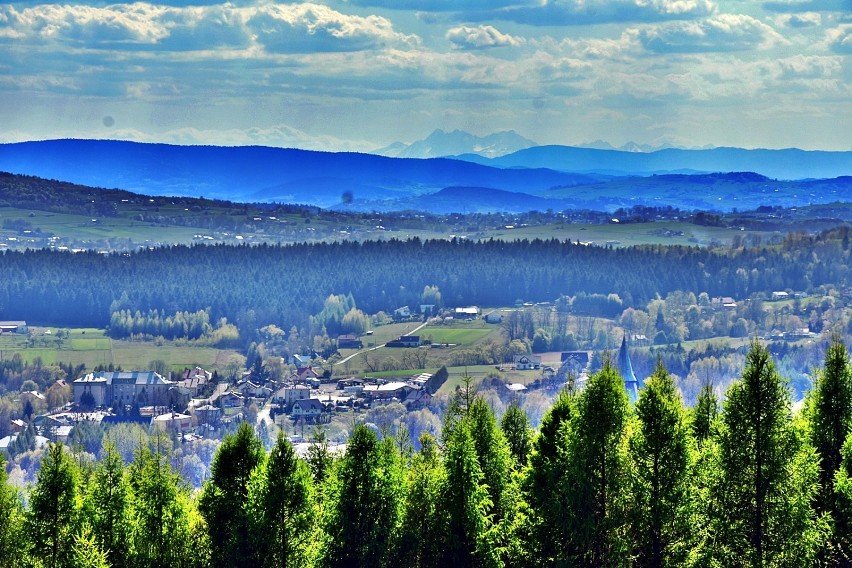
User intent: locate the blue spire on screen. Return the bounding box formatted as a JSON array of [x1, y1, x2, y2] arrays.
[[619, 335, 641, 403]]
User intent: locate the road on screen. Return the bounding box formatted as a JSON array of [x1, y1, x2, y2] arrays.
[[335, 321, 430, 366]]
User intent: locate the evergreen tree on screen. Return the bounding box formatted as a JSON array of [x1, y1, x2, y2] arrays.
[[467, 397, 512, 522], [440, 418, 496, 568], [629, 360, 692, 567], [246, 432, 313, 568], [199, 421, 265, 568], [691, 382, 718, 444], [809, 335, 852, 513], [520, 386, 576, 565], [26, 442, 79, 568], [320, 425, 404, 568], [70, 527, 111, 568], [833, 432, 852, 561], [0, 453, 24, 568], [86, 439, 131, 568], [129, 443, 194, 568], [501, 400, 532, 470], [707, 341, 824, 566], [399, 433, 445, 568], [562, 359, 631, 566]]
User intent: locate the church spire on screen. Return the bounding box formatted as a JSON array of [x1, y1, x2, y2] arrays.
[[619, 334, 641, 402]]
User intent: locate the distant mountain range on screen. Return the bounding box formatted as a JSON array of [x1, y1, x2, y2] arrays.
[[373, 129, 537, 159], [457, 145, 852, 180], [0, 138, 850, 214]]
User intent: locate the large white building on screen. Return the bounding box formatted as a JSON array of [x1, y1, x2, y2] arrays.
[[73, 371, 173, 408]]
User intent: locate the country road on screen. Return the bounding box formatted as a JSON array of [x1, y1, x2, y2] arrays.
[[335, 321, 430, 365]]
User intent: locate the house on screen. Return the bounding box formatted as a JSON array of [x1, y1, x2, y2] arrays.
[[394, 306, 411, 320], [289, 367, 320, 384], [194, 404, 222, 426], [484, 311, 503, 324], [290, 354, 311, 367], [291, 399, 328, 423], [419, 304, 436, 316], [73, 371, 173, 408], [0, 433, 49, 456], [404, 386, 432, 410], [9, 419, 26, 433], [772, 291, 790, 300], [282, 385, 312, 409], [175, 367, 211, 396], [454, 306, 480, 320], [0, 321, 27, 334], [219, 392, 245, 415], [337, 334, 363, 349], [561, 351, 591, 370], [513, 354, 542, 370], [364, 381, 411, 401], [712, 296, 737, 309], [152, 412, 193, 432], [387, 335, 421, 348]]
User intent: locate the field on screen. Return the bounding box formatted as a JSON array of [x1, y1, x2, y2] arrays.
[[0, 327, 239, 372]]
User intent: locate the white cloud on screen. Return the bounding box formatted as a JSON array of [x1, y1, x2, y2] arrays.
[[474, 0, 717, 26], [827, 24, 852, 53], [777, 12, 822, 28], [638, 14, 787, 52], [446, 25, 523, 50]]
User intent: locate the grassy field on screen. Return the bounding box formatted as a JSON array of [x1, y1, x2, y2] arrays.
[[421, 326, 495, 345], [0, 326, 239, 372]]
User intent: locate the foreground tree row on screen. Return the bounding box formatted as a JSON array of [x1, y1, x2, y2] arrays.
[[2, 338, 852, 567]]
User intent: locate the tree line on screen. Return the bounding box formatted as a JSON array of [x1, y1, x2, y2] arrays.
[[3, 337, 852, 567], [0, 230, 848, 339]]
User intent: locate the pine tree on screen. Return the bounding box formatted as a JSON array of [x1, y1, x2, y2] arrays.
[[501, 400, 532, 470], [809, 335, 852, 513], [708, 340, 824, 566], [629, 360, 692, 567], [199, 421, 265, 568], [399, 433, 445, 568], [246, 432, 313, 568], [26, 442, 80, 568], [0, 453, 24, 568], [86, 440, 131, 568], [691, 382, 718, 444], [833, 432, 852, 561], [562, 359, 631, 566], [320, 425, 404, 568]]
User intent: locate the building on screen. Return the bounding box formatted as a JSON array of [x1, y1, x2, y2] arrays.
[[394, 306, 411, 320], [484, 311, 503, 324], [152, 412, 193, 432], [454, 306, 480, 320], [73, 371, 174, 408], [387, 335, 421, 348], [291, 398, 328, 423], [514, 354, 542, 370], [618, 336, 642, 403], [337, 334, 363, 349], [174, 367, 211, 397], [0, 321, 27, 334]]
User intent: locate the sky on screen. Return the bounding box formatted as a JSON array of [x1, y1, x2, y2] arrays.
[[0, 0, 850, 152]]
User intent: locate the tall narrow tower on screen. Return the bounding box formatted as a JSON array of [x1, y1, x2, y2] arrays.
[[618, 335, 641, 403]]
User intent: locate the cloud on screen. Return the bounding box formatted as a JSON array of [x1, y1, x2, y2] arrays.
[[0, 2, 415, 53], [827, 24, 852, 52], [776, 12, 822, 27], [446, 25, 523, 49], [347, 0, 524, 11], [639, 14, 786, 52], [763, 0, 851, 13], [467, 0, 717, 26]]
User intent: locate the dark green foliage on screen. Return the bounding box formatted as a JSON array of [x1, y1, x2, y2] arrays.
[[86, 440, 131, 568], [199, 421, 265, 568], [399, 433, 445, 568], [691, 382, 717, 444], [26, 443, 79, 568], [321, 425, 403, 568], [629, 360, 692, 567]]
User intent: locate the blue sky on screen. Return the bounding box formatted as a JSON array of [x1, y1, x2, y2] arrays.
[[1, 0, 849, 151]]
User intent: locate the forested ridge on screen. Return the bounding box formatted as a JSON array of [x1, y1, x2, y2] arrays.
[[0, 231, 848, 330], [2, 339, 852, 567]]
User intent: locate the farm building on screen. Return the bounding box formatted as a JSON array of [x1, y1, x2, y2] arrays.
[[0, 321, 27, 334]]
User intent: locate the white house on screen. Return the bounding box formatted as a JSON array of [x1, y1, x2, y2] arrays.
[[513, 354, 542, 370]]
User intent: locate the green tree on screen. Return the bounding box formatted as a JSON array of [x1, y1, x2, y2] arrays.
[[0, 453, 24, 568], [440, 418, 496, 568], [26, 442, 79, 568], [519, 386, 577, 565], [247, 432, 313, 568], [399, 433, 445, 568], [833, 432, 852, 560], [809, 335, 852, 513], [70, 527, 110, 568], [129, 444, 194, 568], [562, 360, 631, 566], [86, 440, 131, 568], [199, 421, 265, 568], [707, 341, 824, 566], [321, 425, 404, 568], [501, 400, 532, 470], [691, 382, 718, 444], [629, 360, 692, 567]]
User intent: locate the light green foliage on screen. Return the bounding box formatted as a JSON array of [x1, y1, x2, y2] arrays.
[[501, 400, 533, 470], [833, 432, 852, 560], [0, 454, 24, 568], [26, 442, 80, 568], [246, 432, 314, 568], [691, 382, 718, 444], [629, 360, 693, 567], [706, 340, 824, 567], [320, 424, 404, 568], [399, 433, 445, 568], [199, 421, 265, 568], [85, 440, 131, 568], [70, 527, 110, 568], [809, 335, 852, 513]]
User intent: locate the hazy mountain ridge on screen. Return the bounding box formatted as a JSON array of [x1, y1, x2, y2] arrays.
[[373, 129, 537, 159], [459, 145, 852, 180]]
